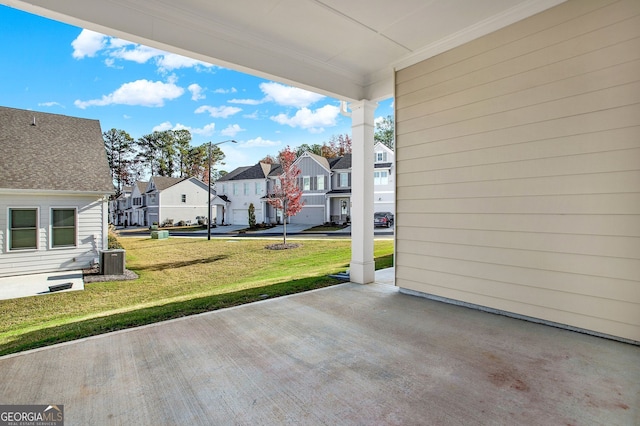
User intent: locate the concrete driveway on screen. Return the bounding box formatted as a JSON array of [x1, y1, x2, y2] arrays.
[[1, 269, 638, 425]]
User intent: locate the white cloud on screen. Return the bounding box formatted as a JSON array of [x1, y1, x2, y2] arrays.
[[270, 104, 340, 133], [260, 82, 324, 107], [229, 98, 262, 105], [72, 30, 214, 72], [195, 105, 242, 118], [38, 102, 64, 108], [152, 121, 216, 136], [152, 121, 174, 132], [241, 137, 281, 148], [156, 53, 213, 72], [111, 44, 163, 64], [214, 87, 237, 94], [74, 79, 184, 109], [220, 124, 245, 137], [72, 29, 107, 59], [188, 84, 205, 101]]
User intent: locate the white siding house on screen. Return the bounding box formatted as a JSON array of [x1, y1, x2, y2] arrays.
[[215, 162, 279, 225], [373, 142, 395, 216], [143, 176, 210, 226], [0, 107, 114, 279]]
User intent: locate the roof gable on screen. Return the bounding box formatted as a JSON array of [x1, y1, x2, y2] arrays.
[[294, 152, 331, 171], [147, 176, 185, 192], [0, 106, 114, 193]]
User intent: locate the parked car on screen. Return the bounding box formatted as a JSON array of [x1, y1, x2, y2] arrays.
[[374, 212, 394, 228]]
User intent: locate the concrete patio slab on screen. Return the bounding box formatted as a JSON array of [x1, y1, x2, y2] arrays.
[[0, 270, 84, 300], [1, 269, 638, 425]]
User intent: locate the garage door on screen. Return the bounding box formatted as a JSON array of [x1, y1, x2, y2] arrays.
[[232, 209, 248, 225], [289, 206, 324, 225]]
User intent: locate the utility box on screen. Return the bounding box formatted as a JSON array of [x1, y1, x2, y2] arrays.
[[100, 249, 125, 275], [151, 230, 169, 239]]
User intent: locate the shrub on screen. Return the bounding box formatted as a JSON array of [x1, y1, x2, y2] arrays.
[[248, 203, 256, 229], [107, 226, 124, 249]]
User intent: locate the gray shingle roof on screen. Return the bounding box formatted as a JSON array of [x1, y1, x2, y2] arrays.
[[0, 106, 114, 193], [217, 162, 282, 181], [149, 176, 185, 191], [330, 154, 351, 170]]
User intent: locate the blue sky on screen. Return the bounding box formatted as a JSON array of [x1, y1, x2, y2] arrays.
[[0, 6, 393, 173]]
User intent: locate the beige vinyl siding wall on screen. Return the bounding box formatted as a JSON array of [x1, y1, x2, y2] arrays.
[[394, 0, 640, 342]]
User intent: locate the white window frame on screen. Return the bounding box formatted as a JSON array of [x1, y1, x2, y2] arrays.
[[317, 175, 325, 191], [244, 183, 250, 196], [7, 207, 39, 251], [50, 207, 78, 249], [374, 170, 389, 185], [255, 182, 262, 195], [303, 176, 311, 191], [339, 172, 349, 188], [181, 194, 187, 203], [376, 152, 387, 162], [233, 183, 239, 195]]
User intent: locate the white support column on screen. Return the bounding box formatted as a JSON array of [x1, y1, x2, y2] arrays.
[[349, 100, 377, 284]]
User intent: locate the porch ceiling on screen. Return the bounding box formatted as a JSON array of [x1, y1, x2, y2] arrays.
[[4, 0, 564, 100]]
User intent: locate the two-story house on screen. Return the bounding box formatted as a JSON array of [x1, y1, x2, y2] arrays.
[[215, 162, 281, 225], [218, 148, 395, 227], [326, 154, 352, 224], [291, 152, 332, 225], [127, 180, 147, 226], [109, 185, 131, 226], [143, 176, 210, 227], [373, 142, 395, 216]]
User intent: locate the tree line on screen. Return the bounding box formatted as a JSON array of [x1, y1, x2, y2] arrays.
[[104, 128, 226, 196]]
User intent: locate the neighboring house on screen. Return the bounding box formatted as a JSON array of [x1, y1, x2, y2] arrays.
[[215, 162, 281, 225], [126, 180, 147, 226], [217, 150, 395, 226], [373, 142, 395, 216], [143, 176, 210, 226], [291, 152, 331, 225], [109, 185, 131, 226], [326, 155, 352, 224], [0, 106, 114, 278]]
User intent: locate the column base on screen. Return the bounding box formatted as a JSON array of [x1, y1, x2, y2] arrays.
[[349, 260, 375, 284]]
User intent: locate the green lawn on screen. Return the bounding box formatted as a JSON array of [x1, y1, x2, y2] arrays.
[[0, 237, 393, 356]]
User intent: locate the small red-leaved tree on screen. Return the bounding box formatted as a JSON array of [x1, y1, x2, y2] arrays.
[[266, 146, 304, 246]]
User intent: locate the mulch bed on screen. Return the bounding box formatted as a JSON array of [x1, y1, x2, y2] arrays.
[[265, 243, 301, 250], [82, 266, 139, 283]]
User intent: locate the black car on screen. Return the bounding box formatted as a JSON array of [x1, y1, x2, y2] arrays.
[[374, 212, 394, 228]]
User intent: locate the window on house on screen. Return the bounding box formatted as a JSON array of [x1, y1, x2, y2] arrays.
[[9, 208, 38, 250], [255, 182, 261, 195], [317, 175, 325, 190], [52, 208, 76, 248], [376, 152, 387, 162], [181, 194, 187, 203], [303, 176, 311, 191], [244, 183, 250, 195], [374, 171, 389, 185], [233, 183, 239, 195], [339, 172, 349, 188], [221, 184, 227, 195]]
